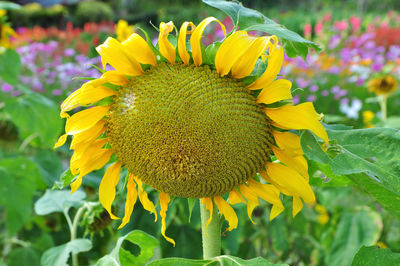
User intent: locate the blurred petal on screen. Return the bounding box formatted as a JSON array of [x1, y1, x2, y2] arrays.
[[190, 17, 226, 66], [292, 196, 303, 217], [159, 192, 175, 246], [54, 134, 67, 148], [99, 162, 122, 220], [178, 22, 196, 65], [119, 174, 138, 229]]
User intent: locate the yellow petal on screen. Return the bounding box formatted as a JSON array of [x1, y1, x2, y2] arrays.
[[272, 146, 309, 179], [118, 174, 138, 229], [270, 203, 285, 220], [78, 149, 114, 177], [201, 197, 214, 231], [231, 36, 278, 79], [72, 138, 108, 167], [99, 162, 122, 220], [122, 33, 157, 66], [266, 162, 315, 204], [54, 134, 67, 148], [159, 21, 176, 64], [257, 79, 292, 104], [228, 189, 246, 205], [159, 192, 175, 246], [70, 175, 83, 194], [134, 176, 157, 221], [266, 102, 328, 146], [247, 179, 282, 206], [70, 120, 106, 149], [292, 196, 303, 217], [248, 45, 284, 90], [60, 88, 81, 116], [215, 31, 252, 76], [214, 195, 238, 231], [65, 106, 109, 135], [190, 17, 226, 66], [102, 71, 129, 86], [178, 22, 196, 65], [79, 85, 117, 106], [96, 37, 143, 76], [273, 131, 303, 156], [239, 184, 259, 224]]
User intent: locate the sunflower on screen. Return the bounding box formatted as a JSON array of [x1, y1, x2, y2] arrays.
[[0, 9, 16, 49], [55, 17, 328, 245], [368, 75, 398, 96]]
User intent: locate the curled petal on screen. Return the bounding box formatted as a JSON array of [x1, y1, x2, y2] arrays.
[[159, 21, 176, 64], [272, 146, 308, 179], [178, 22, 196, 65], [159, 192, 175, 246], [292, 196, 303, 217], [214, 195, 238, 231], [119, 174, 138, 229], [70, 120, 106, 149], [190, 17, 226, 66], [273, 131, 303, 156], [228, 189, 246, 205], [99, 162, 122, 220], [54, 134, 67, 148], [201, 197, 214, 232], [239, 184, 259, 224], [134, 177, 158, 221], [248, 45, 284, 90]]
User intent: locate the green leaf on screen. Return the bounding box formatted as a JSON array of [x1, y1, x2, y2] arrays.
[[34, 190, 86, 215], [187, 198, 197, 222], [0, 1, 22, 9], [147, 255, 288, 265], [351, 246, 400, 266], [202, 0, 320, 58], [325, 210, 382, 266], [0, 157, 43, 235], [53, 169, 76, 189], [8, 247, 40, 266], [40, 239, 92, 266], [0, 49, 21, 85], [31, 150, 63, 186], [96, 230, 160, 266], [3, 93, 63, 148], [301, 127, 400, 216]]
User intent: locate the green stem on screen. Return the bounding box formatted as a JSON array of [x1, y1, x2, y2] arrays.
[[71, 205, 87, 266], [200, 199, 221, 259], [380, 95, 387, 122]]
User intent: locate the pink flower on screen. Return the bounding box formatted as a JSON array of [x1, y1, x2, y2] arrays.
[[349, 16, 361, 32], [303, 23, 312, 37], [324, 13, 332, 23], [334, 21, 348, 31], [315, 22, 323, 35]]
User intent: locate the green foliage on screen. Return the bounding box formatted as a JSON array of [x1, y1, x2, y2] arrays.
[[0, 1, 21, 10], [96, 230, 160, 266], [75, 0, 113, 26], [0, 157, 44, 236], [3, 93, 63, 148], [0, 49, 21, 85], [325, 210, 382, 266], [202, 0, 320, 58], [301, 127, 400, 217], [40, 239, 92, 266], [53, 169, 76, 189], [351, 246, 400, 266], [8, 247, 40, 266], [34, 190, 86, 215], [148, 255, 288, 265]]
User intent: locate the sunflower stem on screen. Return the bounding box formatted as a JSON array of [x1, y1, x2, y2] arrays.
[[200, 199, 221, 259], [380, 95, 387, 122]]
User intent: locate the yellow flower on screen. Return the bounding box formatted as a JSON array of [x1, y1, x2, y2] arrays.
[[315, 204, 329, 225], [362, 110, 375, 128], [0, 22, 16, 49], [368, 75, 398, 96], [55, 17, 328, 245], [115, 19, 134, 42], [0, 9, 6, 18]]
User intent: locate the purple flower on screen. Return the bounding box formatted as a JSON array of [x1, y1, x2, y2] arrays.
[[296, 77, 310, 88], [356, 77, 364, 86], [309, 85, 319, 92], [2, 83, 13, 92], [371, 62, 383, 72], [52, 89, 63, 96], [340, 98, 349, 105], [328, 35, 341, 50], [292, 95, 300, 104], [321, 90, 329, 96], [307, 95, 316, 102], [64, 48, 76, 57], [331, 85, 341, 93]]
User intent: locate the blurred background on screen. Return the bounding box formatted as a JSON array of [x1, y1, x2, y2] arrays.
[[0, 0, 399, 265]]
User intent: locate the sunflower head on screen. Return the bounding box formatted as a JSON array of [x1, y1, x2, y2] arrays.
[[55, 17, 328, 245], [368, 75, 398, 96]]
